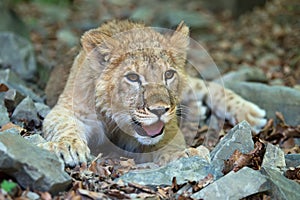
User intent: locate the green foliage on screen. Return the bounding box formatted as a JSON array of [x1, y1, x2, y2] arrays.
[[0, 180, 17, 193]]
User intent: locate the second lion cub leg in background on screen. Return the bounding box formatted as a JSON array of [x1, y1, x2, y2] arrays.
[[181, 76, 267, 132], [41, 105, 92, 167]]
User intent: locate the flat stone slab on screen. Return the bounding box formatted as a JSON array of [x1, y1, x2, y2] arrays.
[[0, 32, 36, 80], [261, 143, 286, 171], [262, 167, 300, 200], [0, 133, 71, 194], [210, 121, 254, 178], [224, 82, 300, 126], [0, 69, 42, 102], [118, 156, 211, 186], [285, 154, 300, 168], [0, 103, 9, 126], [192, 167, 269, 199]]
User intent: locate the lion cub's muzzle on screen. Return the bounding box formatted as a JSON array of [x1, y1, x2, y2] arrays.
[[132, 84, 175, 139], [135, 106, 170, 138], [147, 104, 170, 118]]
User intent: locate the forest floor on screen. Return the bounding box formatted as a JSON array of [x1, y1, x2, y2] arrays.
[[0, 0, 299, 199]]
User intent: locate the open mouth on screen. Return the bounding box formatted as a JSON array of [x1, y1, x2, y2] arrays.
[[132, 119, 165, 138]]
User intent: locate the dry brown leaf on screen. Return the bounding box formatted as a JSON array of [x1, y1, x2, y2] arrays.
[[285, 168, 300, 180], [223, 141, 265, 174], [77, 189, 108, 199], [38, 192, 52, 200], [267, 120, 300, 147], [177, 195, 194, 200], [0, 83, 9, 92], [189, 173, 214, 193], [223, 150, 243, 174], [120, 158, 136, 168], [283, 146, 300, 154], [88, 160, 112, 178], [107, 189, 130, 199], [136, 192, 158, 199], [128, 182, 156, 194], [72, 181, 83, 191], [233, 153, 254, 172], [88, 160, 98, 174], [259, 119, 274, 138], [275, 112, 286, 125], [172, 177, 180, 192], [171, 177, 187, 193], [64, 190, 81, 200]]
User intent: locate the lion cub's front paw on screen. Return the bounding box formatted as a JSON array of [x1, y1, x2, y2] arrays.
[[235, 101, 267, 132], [39, 138, 91, 167]]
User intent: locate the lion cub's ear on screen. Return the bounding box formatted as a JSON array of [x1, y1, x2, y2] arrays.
[[169, 21, 189, 49], [168, 21, 189, 63], [81, 29, 119, 59]]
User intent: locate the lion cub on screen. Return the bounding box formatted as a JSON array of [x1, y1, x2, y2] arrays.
[[42, 20, 266, 167]]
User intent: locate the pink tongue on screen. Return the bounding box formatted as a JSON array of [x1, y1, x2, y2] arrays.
[[142, 121, 164, 137]]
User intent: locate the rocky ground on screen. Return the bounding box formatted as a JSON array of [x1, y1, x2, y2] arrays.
[[0, 0, 300, 199]]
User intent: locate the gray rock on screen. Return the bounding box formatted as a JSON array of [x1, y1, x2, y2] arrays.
[[262, 167, 300, 200], [25, 134, 47, 146], [214, 66, 267, 84], [192, 167, 269, 199], [0, 133, 71, 194], [118, 156, 211, 186], [262, 143, 286, 172], [130, 7, 155, 23], [0, 69, 43, 102], [56, 29, 78, 47], [270, 78, 284, 86], [0, 32, 36, 80], [187, 48, 221, 80], [165, 10, 211, 28], [0, 128, 20, 136], [34, 102, 50, 119], [210, 121, 254, 178], [285, 154, 300, 168], [224, 82, 300, 126], [295, 138, 300, 146], [11, 96, 40, 126], [294, 84, 300, 91], [0, 103, 9, 127], [3, 88, 25, 112], [256, 53, 280, 68]]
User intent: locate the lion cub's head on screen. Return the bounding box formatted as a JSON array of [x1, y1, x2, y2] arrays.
[[81, 21, 189, 145]]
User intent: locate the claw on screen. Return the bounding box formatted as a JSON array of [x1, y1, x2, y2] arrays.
[[38, 140, 91, 167]]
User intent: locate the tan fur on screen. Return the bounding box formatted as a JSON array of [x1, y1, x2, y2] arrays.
[[42, 20, 266, 166], [45, 47, 78, 107]]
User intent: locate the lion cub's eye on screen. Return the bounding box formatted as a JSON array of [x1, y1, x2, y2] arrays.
[[125, 73, 140, 82], [165, 70, 176, 80]]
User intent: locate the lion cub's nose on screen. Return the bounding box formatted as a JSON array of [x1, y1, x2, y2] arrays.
[[147, 105, 170, 117]]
